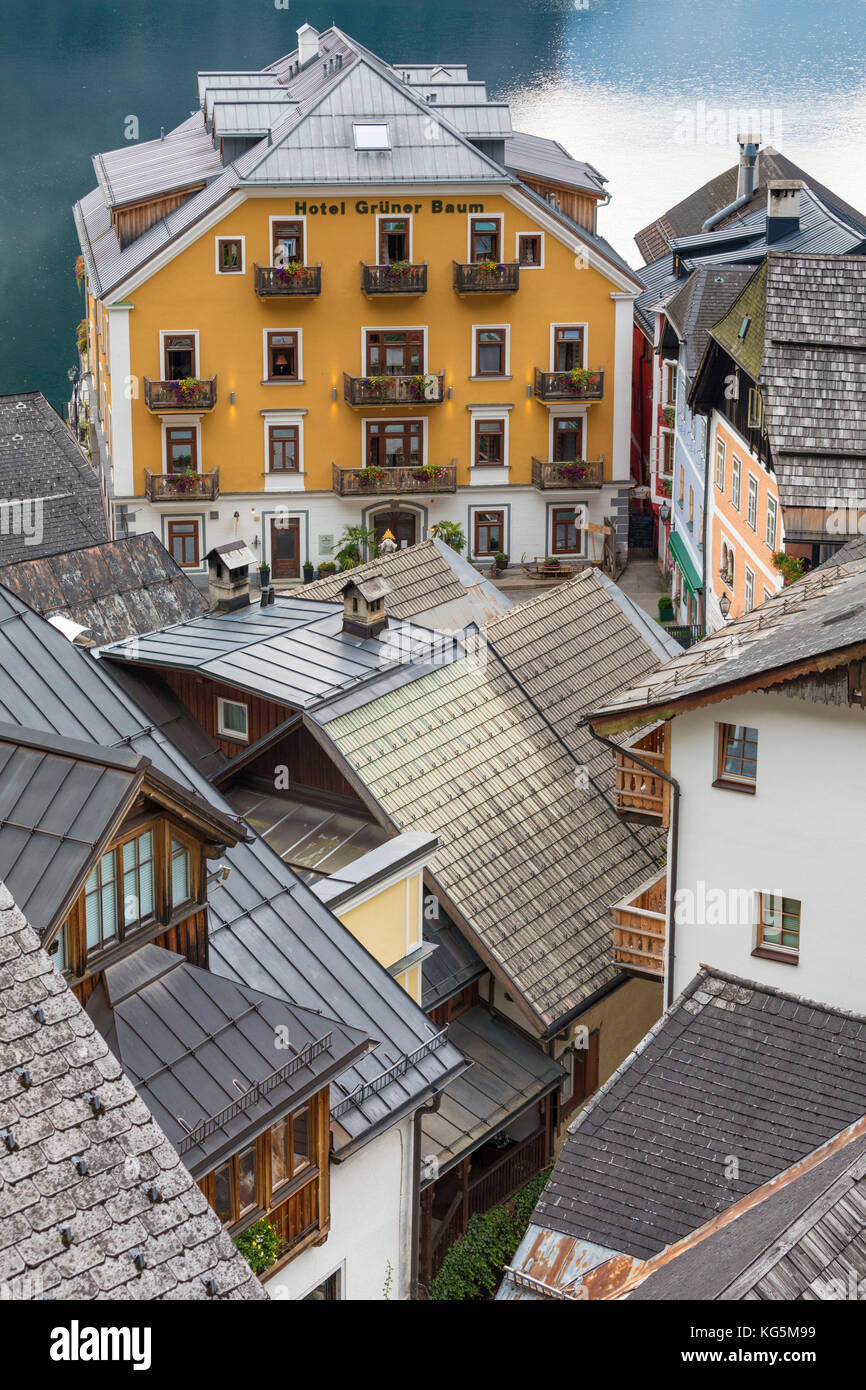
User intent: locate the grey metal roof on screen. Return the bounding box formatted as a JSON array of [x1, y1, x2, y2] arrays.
[[533, 969, 866, 1262], [197, 71, 284, 106], [663, 264, 755, 375], [87, 944, 370, 1174], [422, 911, 485, 1011], [0, 726, 141, 931], [101, 598, 446, 709], [626, 1123, 866, 1301], [0, 885, 267, 1300], [94, 124, 225, 208], [314, 569, 673, 1029], [211, 100, 300, 139], [0, 534, 208, 647], [0, 393, 108, 564], [590, 555, 866, 728], [0, 583, 465, 1155], [506, 130, 606, 196], [635, 145, 866, 264], [420, 1006, 565, 1178]]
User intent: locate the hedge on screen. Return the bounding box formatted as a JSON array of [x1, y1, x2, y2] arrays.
[[428, 1166, 551, 1301]]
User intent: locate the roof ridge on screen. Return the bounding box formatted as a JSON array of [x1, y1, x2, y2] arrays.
[[700, 963, 866, 1028]]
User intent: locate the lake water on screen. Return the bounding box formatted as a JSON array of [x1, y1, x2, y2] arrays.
[[2, 0, 865, 408]]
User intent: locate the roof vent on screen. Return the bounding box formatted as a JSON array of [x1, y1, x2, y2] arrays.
[[738, 315, 751, 340], [767, 180, 802, 243], [296, 23, 320, 67], [339, 574, 393, 639], [206, 541, 255, 612]]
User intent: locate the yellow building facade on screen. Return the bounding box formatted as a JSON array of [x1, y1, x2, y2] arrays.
[[76, 25, 640, 579]]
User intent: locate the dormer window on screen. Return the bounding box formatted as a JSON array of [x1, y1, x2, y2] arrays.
[[354, 123, 390, 150], [85, 830, 156, 955]]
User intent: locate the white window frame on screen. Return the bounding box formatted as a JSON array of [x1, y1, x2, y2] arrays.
[[548, 408, 589, 462], [360, 325, 428, 373], [744, 566, 755, 612], [766, 495, 778, 550], [515, 230, 545, 269], [159, 329, 200, 380], [164, 516, 204, 572], [217, 697, 249, 743], [549, 322, 589, 372], [353, 122, 391, 150], [469, 503, 509, 558], [268, 214, 308, 267], [731, 455, 742, 511], [161, 416, 203, 475], [263, 412, 306, 491], [375, 212, 414, 263], [466, 211, 504, 263], [467, 406, 510, 473], [746, 473, 758, 530], [548, 503, 587, 558], [661, 358, 677, 408], [262, 327, 304, 384], [715, 436, 725, 490], [471, 323, 511, 378], [214, 234, 246, 275]]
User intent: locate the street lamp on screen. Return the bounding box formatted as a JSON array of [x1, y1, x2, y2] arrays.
[[719, 592, 732, 619], [658, 502, 671, 523]]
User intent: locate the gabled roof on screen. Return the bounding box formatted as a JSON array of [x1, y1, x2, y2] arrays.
[[663, 264, 755, 375], [87, 945, 371, 1174], [300, 537, 511, 628], [505, 130, 607, 197], [0, 886, 266, 1300], [0, 534, 207, 647], [0, 393, 107, 564], [589, 555, 866, 732], [634, 146, 866, 263], [0, 584, 464, 1155], [528, 969, 866, 1266], [311, 570, 677, 1031], [94, 124, 225, 209]]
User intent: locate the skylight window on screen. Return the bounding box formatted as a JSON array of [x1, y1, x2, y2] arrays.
[[738, 315, 751, 340], [353, 122, 390, 150]]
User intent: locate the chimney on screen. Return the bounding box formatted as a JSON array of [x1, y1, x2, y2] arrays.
[[736, 132, 760, 200], [766, 180, 802, 242], [296, 23, 320, 67], [340, 575, 392, 639], [206, 541, 255, 611]]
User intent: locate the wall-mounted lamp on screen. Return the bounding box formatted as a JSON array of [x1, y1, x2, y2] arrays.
[[332, 386, 338, 401], [250, 508, 260, 522], [658, 502, 671, 523], [230, 390, 236, 405], [526, 384, 532, 398], [447, 386, 454, 400], [719, 592, 732, 619]]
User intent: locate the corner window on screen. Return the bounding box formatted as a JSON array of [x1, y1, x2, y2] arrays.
[[715, 723, 758, 791], [755, 893, 801, 962], [353, 122, 390, 150], [269, 1103, 313, 1192], [212, 1144, 259, 1225], [217, 238, 244, 274], [218, 698, 249, 743]]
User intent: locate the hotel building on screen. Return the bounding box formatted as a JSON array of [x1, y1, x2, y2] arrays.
[[73, 23, 641, 580]]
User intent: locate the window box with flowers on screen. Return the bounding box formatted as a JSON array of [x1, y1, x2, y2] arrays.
[[411, 464, 447, 483], [234, 1219, 279, 1275], [356, 465, 388, 488], [773, 551, 806, 586], [555, 460, 592, 485]]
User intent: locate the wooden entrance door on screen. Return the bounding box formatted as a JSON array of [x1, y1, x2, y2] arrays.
[[372, 511, 417, 549], [270, 517, 300, 578]]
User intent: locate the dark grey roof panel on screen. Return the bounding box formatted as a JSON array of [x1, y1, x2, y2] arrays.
[[422, 912, 485, 1010]]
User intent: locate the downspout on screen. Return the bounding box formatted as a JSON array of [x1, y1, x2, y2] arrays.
[[579, 719, 681, 1008], [410, 1093, 441, 1300]]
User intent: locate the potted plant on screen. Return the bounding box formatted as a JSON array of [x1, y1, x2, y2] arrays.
[[356, 465, 388, 488], [317, 560, 338, 577], [430, 520, 466, 553], [658, 594, 674, 622], [74, 255, 85, 292], [303, 560, 315, 583], [172, 467, 198, 494], [556, 460, 589, 485], [411, 464, 446, 483], [493, 552, 509, 572], [541, 556, 563, 576], [234, 1219, 279, 1275], [359, 376, 391, 401], [76, 319, 88, 356], [258, 561, 271, 587], [773, 551, 806, 586], [662, 405, 675, 427]]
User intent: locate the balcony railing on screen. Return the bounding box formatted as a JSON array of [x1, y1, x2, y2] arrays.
[[343, 371, 445, 406], [533, 367, 604, 402], [144, 467, 220, 502], [531, 457, 604, 490], [453, 261, 520, 294], [664, 623, 704, 650], [612, 870, 667, 980], [332, 462, 456, 496], [430, 1127, 548, 1277], [614, 725, 669, 824], [144, 377, 217, 412], [361, 262, 428, 295], [254, 263, 322, 297]]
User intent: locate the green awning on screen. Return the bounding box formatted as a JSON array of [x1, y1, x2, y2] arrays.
[[667, 530, 702, 598]]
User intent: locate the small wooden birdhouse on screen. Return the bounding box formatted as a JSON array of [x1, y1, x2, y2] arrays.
[[340, 574, 392, 638]]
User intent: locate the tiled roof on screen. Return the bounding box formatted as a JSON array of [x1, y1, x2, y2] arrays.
[[634, 146, 866, 263], [0, 534, 208, 646], [0, 583, 465, 1155], [664, 265, 755, 375], [0, 393, 107, 564], [0, 884, 267, 1300], [589, 555, 866, 729], [533, 969, 866, 1262], [314, 570, 675, 1029]]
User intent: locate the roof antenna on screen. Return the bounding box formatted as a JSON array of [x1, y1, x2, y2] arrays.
[[160, 126, 165, 141]]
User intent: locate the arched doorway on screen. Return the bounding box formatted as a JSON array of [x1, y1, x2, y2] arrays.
[[371, 509, 418, 549]]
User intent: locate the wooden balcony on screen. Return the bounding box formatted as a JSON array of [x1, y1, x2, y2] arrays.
[[343, 371, 445, 406], [144, 467, 219, 502], [531, 457, 604, 490], [614, 725, 670, 824], [332, 462, 456, 496], [143, 377, 217, 412], [533, 367, 604, 402], [612, 870, 667, 981], [453, 261, 520, 294], [361, 262, 427, 295], [254, 263, 322, 297]]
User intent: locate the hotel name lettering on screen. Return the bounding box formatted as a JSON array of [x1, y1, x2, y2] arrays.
[[292, 200, 486, 216]]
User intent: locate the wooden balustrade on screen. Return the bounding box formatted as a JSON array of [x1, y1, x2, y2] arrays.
[[453, 261, 520, 293], [531, 457, 604, 490], [612, 870, 667, 980], [614, 725, 670, 824], [361, 262, 427, 294]]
